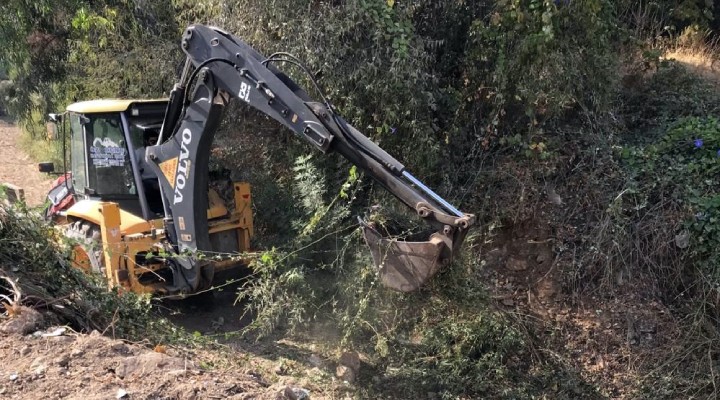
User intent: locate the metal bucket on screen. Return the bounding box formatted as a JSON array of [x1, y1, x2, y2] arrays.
[[361, 222, 452, 292]]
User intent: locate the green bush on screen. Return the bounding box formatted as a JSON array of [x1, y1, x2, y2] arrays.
[[625, 116, 720, 273], [0, 204, 183, 344]]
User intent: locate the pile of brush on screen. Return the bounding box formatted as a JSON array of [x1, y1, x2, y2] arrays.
[[0, 204, 155, 339]]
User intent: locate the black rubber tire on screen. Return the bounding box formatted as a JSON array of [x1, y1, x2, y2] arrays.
[[65, 220, 106, 277]]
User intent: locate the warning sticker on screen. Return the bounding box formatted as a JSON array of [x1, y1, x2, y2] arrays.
[[159, 158, 179, 188]]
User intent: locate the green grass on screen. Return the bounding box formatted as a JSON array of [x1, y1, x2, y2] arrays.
[[17, 109, 65, 167]]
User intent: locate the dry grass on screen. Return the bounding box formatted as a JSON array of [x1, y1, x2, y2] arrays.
[[663, 30, 720, 87]]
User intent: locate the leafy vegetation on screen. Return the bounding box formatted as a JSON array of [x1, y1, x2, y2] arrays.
[[1, 0, 719, 398], [0, 203, 186, 344]]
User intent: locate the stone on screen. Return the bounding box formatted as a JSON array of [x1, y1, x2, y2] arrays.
[[675, 231, 690, 249], [536, 252, 549, 264], [505, 257, 528, 271], [55, 355, 70, 368], [0, 307, 44, 335], [40, 326, 66, 337], [19, 346, 31, 356], [274, 364, 289, 376], [283, 386, 310, 400], [30, 357, 47, 375], [335, 365, 356, 383], [308, 354, 324, 368], [51, 336, 73, 344], [306, 367, 323, 378], [338, 351, 360, 372], [115, 352, 189, 379], [336, 351, 360, 383], [110, 342, 131, 355]]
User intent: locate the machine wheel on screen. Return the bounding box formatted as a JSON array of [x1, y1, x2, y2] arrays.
[[66, 221, 106, 278]]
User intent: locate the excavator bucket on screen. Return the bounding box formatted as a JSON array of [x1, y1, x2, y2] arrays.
[[361, 222, 453, 292]]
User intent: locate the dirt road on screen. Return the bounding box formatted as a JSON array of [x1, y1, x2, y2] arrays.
[[0, 118, 53, 206]]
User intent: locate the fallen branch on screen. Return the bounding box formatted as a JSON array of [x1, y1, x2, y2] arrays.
[[0, 273, 22, 317]]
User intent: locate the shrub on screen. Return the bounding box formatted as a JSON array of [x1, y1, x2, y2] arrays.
[[0, 203, 182, 343]]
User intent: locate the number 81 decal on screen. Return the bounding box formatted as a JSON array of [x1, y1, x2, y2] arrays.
[[238, 81, 251, 103]]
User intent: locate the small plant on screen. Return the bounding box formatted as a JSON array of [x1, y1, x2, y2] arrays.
[[624, 116, 720, 262]]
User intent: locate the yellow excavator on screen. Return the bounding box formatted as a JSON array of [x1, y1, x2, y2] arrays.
[[41, 24, 475, 296]]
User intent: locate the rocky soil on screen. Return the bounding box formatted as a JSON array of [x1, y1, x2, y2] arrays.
[[0, 328, 265, 399], [0, 305, 354, 399]]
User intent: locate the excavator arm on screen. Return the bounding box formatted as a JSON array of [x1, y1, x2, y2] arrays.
[[145, 25, 475, 294]]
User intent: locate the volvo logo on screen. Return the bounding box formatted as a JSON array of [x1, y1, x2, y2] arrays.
[[173, 128, 192, 204]]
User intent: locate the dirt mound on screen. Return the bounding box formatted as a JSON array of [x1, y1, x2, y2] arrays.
[[0, 328, 270, 399]]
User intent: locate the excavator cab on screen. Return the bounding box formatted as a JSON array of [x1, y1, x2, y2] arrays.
[[43, 99, 254, 295], [64, 100, 167, 219]]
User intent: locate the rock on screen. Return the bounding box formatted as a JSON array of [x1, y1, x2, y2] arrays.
[[338, 351, 360, 372], [502, 298, 515, 307], [0, 306, 44, 335], [335, 365, 356, 383], [54, 354, 70, 367], [484, 247, 507, 267], [283, 386, 310, 400], [116, 388, 129, 399], [70, 348, 84, 358], [274, 364, 289, 376], [546, 186, 563, 205], [8, 373, 18, 381], [51, 336, 73, 344], [30, 357, 47, 375], [308, 354, 324, 368], [19, 346, 31, 356], [505, 257, 528, 271], [306, 367, 324, 378], [115, 352, 190, 379], [675, 231, 690, 249], [336, 351, 360, 383], [40, 326, 66, 337], [110, 342, 131, 355]]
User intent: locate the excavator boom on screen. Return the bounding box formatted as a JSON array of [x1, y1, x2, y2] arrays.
[[146, 25, 475, 294]]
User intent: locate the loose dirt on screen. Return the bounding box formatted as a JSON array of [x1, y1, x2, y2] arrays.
[[482, 217, 683, 398], [0, 118, 53, 207], [0, 328, 270, 399]]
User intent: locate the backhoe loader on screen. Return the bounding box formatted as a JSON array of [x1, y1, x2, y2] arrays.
[[41, 24, 475, 296]]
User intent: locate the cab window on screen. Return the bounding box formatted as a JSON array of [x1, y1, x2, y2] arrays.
[[83, 113, 136, 196], [69, 113, 87, 192]]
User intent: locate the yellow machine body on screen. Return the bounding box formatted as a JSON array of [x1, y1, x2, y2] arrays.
[[55, 99, 254, 294], [66, 183, 253, 294]]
